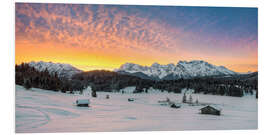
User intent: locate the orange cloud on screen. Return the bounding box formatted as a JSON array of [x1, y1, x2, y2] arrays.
[[15, 3, 258, 72]]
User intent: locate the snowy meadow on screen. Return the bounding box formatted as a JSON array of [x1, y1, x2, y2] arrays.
[[15, 85, 257, 133]]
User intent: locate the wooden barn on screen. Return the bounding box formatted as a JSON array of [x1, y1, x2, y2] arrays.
[[200, 105, 221, 115]]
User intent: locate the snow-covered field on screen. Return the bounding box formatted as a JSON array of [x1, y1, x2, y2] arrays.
[[15, 85, 257, 133]]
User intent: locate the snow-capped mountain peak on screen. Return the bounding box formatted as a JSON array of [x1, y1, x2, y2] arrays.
[[28, 61, 82, 78], [115, 60, 238, 80], [151, 62, 161, 68]]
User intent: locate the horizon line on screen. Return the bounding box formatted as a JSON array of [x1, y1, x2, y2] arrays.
[[15, 60, 258, 73]]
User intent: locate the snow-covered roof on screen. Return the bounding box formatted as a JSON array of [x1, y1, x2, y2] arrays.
[[200, 105, 222, 111], [76, 99, 90, 105]]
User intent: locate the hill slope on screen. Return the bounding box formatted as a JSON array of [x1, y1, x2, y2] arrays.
[[28, 61, 82, 78]]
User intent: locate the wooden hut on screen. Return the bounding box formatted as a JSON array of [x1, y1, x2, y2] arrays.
[[128, 98, 135, 102], [76, 99, 90, 107], [170, 103, 181, 109], [200, 105, 221, 115]]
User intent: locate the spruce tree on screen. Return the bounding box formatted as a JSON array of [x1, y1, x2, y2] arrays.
[[92, 90, 97, 98], [182, 93, 187, 103], [189, 94, 193, 103], [24, 79, 32, 90]]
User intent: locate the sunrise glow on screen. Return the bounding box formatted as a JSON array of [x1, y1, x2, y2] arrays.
[[15, 3, 258, 72]]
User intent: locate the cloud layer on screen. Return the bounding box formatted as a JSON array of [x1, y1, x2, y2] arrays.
[[15, 3, 258, 72], [16, 4, 182, 53]]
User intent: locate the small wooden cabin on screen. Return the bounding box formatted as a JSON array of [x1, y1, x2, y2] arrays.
[[158, 97, 172, 106], [170, 103, 181, 109], [76, 99, 90, 107], [128, 98, 135, 102], [200, 105, 221, 115]]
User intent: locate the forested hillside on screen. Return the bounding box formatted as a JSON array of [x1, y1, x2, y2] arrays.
[[15, 63, 258, 98]]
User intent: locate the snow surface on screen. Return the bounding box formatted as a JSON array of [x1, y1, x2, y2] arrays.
[[15, 85, 257, 133]]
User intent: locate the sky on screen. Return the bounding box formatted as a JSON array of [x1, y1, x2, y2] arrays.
[[15, 3, 258, 72]]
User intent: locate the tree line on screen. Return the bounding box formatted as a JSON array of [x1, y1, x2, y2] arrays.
[[72, 71, 258, 97], [72, 70, 152, 92], [15, 63, 85, 93], [152, 77, 257, 97], [15, 64, 258, 98]]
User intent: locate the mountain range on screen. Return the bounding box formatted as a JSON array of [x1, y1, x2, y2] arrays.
[[115, 60, 238, 80], [27, 60, 240, 80], [28, 61, 82, 78]]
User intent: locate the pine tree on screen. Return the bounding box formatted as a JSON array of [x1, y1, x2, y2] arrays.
[[145, 88, 148, 93], [23, 79, 32, 90], [92, 90, 97, 98], [189, 94, 193, 103], [182, 93, 187, 103]]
